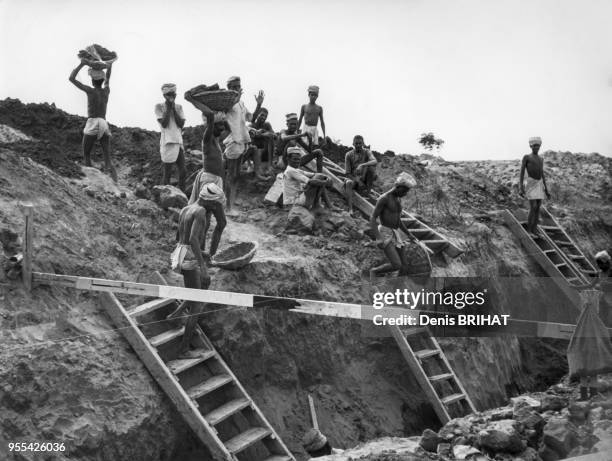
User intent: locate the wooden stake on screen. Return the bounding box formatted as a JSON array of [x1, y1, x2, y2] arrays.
[[22, 204, 33, 291], [308, 394, 319, 430]]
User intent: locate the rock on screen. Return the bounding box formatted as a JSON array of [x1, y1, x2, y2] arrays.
[[167, 207, 181, 223], [541, 394, 568, 412], [286, 205, 314, 233], [512, 395, 542, 410], [419, 428, 443, 452], [77, 166, 121, 196], [467, 222, 492, 236], [514, 405, 545, 431], [568, 401, 591, 423], [152, 185, 188, 210], [477, 419, 524, 454], [538, 445, 561, 461], [490, 407, 514, 421], [542, 416, 579, 458], [127, 199, 159, 217], [453, 444, 482, 459], [437, 442, 452, 457], [134, 183, 150, 199], [514, 447, 539, 461], [590, 406, 604, 423]]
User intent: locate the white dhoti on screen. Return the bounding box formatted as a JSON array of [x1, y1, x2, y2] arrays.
[[83, 118, 111, 140], [161, 143, 181, 163], [170, 244, 199, 273], [525, 177, 546, 200], [223, 135, 249, 160], [302, 124, 319, 145], [379, 225, 409, 249]]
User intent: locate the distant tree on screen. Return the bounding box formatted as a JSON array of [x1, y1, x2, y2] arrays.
[[418, 132, 445, 151]]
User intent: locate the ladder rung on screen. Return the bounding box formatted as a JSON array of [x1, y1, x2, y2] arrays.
[[441, 393, 466, 405], [127, 298, 175, 317], [429, 373, 454, 382], [187, 374, 233, 400], [225, 427, 272, 454], [204, 398, 251, 426], [166, 349, 216, 374], [263, 456, 293, 461], [408, 228, 433, 234], [149, 326, 184, 348], [555, 263, 568, 269], [543, 249, 556, 254], [404, 327, 428, 337], [566, 277, 580, 283], [569, 254, 586, 260], [540, 225, 560, 231], [554, 240, 573, 246], [420, 240, 448, 247], [581, 270, 598, 275], [415, 349, 440, 360]]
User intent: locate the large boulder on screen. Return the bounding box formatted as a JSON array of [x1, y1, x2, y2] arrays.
[[477, 419, 525, 454], [152, 185, 188, 210], [541, 394, 568, 412], [419, 429, 443, 453], [287, 205, 314, 234], [541, 416, 579, 458], [127, 199, 159, 217]]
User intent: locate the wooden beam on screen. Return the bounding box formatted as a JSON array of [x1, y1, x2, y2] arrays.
[[33, 271, 612, 339], [22, 203, 33, 291], [307, 394, 319, 430]]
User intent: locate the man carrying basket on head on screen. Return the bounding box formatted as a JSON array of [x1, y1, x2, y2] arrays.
[[69, 58, 118, 182]]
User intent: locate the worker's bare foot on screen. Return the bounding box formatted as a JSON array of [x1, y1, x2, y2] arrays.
[[178, 349, 203, 359]]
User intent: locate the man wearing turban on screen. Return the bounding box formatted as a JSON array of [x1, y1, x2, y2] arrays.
[[369, 172, 418, 278], [298, 85, 326, 147], [155, 84, 186, 189], [69, 58, 117, 182], [278, 113, 324, 172], [519, 136, 550, 238]]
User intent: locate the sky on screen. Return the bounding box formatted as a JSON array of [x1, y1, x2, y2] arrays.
[[2, 0, 612, 160]]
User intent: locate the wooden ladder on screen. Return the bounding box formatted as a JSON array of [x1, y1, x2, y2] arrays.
[[537, 207, 599, 284], [306, 156, 464, 258], [389, 325, 476, 424], [100, 273, 295, 461], [502, 209, 587, 308]]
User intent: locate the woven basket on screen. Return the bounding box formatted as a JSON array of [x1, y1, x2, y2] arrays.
[[78, 44, 117, 68], [401, 241, 432, 277], [212, 241, 258, 270], [189, 89, 238, 112]]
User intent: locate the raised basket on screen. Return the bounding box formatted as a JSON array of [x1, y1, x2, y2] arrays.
[[212, 241, 258, 270], [187, 87, 239, 112], [78, 44, 117, 68]]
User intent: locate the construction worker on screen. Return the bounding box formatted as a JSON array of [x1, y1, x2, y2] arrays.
[[519, 136, 551, 238], [302, 428, 343, 458]]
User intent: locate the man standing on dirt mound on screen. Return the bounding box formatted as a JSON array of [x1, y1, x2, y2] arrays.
[[519, 136, 551, 238], [223, 75, 264, 215], [155, 83, 186, 190], [69, 59, 118, 182]]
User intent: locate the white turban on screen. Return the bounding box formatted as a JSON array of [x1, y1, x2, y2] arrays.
[[595, 250, 611, 264], [308, 85, 319, 94], [88, 68, 105, 80], [529, 136, 542, 147], [287, 146, 303, 156], [214, 112, 226, 123], [199, 183, 225, 204], [395, 172, 417, 188], [161, 83, 177, 95]]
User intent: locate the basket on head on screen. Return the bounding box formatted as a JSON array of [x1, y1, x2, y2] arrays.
[[187, 85, 239, 112], [212, 241, 258, 270], [401, 241, 432, 278], [78, 44, 118, 69]]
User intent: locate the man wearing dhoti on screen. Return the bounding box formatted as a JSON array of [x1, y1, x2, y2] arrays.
[[69, 59, 118, 182], [519, 136, 550, 238], [155, 83, 186, 190]]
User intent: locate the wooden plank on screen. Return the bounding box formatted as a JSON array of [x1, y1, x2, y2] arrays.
[[415, 349, 440, 360], [205, 398, 251, 426], [389, 325, 451, 423], [308, 394, 319, 430], [429, 373, 454, 382], [225, 427, 272, 454], [99, 293, 231, 461], [441, 393, 465, 405], [127, 298, 175, 317], [149, 326, 185, 348], [22, 204, 33, 291], [502, 210, 582, 309], [167, 349, 216, 374], [187, 374, 233, 400]]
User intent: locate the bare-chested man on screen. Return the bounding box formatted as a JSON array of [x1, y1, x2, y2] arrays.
[[345, 135, 378, 215], [298, 85, 326, 147], [283, 148, 334, 210], [69, 60, 117, 182], [519, 136, 550, 238], [248, 108, 275, 178], [169, 188, 224, 358], [184, 96, 228, 259], [278, 113, 324, 172], [369, 173, 418, 278]]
